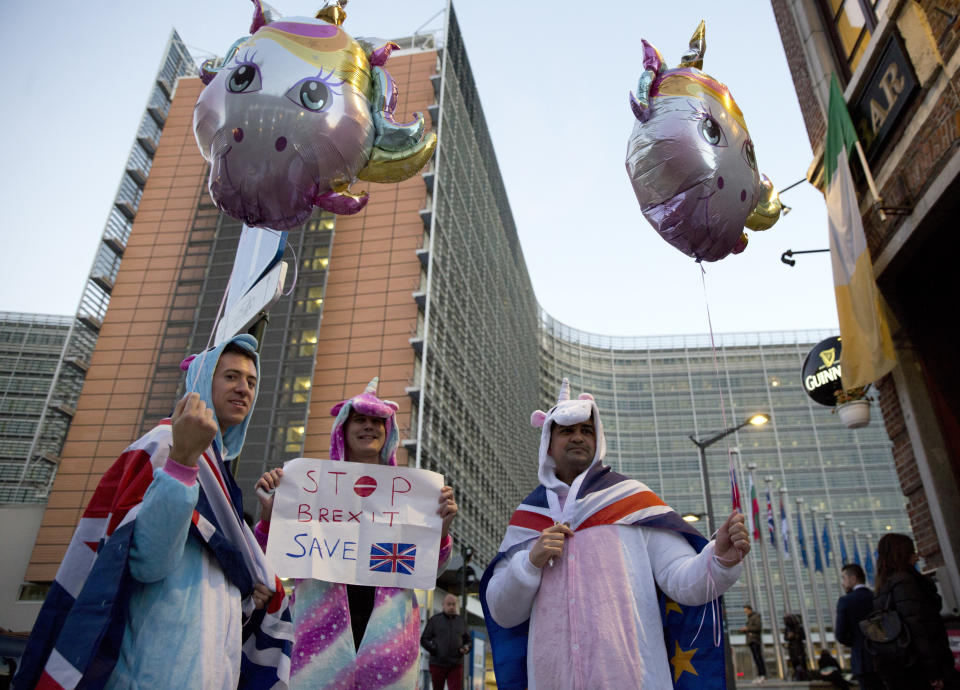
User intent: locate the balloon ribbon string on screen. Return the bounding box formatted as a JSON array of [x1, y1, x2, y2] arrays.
[[698, 265, 738, 515]]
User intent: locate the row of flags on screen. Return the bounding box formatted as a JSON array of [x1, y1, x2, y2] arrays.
[[743, 474, 877, 582]]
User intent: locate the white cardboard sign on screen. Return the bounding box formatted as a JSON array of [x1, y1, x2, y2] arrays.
[[266, 457, 444, 590]]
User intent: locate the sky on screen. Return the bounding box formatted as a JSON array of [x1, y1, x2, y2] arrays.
[[0, 0, 838, 338]]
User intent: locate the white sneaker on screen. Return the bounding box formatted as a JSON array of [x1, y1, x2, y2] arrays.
[[751, 676, 765, 685]]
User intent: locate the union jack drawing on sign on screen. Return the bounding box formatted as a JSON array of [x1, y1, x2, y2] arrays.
[[369, 542, 417, 575]]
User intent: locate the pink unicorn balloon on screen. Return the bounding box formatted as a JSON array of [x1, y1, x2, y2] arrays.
[[194, 0, 435, 229], [625, 22, 782, 262]]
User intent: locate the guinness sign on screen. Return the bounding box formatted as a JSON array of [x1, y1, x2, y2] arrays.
[[803, 336, 844, 406]]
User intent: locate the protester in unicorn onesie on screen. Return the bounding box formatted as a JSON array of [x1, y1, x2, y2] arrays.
[[481, 378, 751, 689], [255, 377, 457, 689], [15, 334, 293, 690]]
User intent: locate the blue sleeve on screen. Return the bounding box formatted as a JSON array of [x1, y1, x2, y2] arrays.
[[835, 596, 852, 645], [128, 467, 199, 583]]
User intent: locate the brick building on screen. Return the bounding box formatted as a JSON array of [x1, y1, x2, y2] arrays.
[[771, 0, 960, 607]]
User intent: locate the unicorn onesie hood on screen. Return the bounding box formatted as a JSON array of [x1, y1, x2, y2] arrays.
[[481, 377, 742, 690], [181, 333, 259, 461], [533, 377, 607, 502], [328, 376, 400, 465], [259, 377, 451, 690]]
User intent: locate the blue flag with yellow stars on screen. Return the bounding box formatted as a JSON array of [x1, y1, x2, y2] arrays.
[[797, 511, 808, 568], [660, 586, 728, 689]]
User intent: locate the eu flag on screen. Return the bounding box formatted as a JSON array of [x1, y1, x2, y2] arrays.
[[797, 512, 808, 568]]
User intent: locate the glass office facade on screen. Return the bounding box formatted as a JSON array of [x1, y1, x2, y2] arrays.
[[0, 313, 83, 503], [413, 8, 541, 564]]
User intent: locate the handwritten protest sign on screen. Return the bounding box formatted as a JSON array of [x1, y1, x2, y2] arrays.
[[266, 457, 445, 590]]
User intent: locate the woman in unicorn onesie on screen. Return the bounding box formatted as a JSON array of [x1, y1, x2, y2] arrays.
[[255, 378, 457, 689], [481, 378, 751, 689]]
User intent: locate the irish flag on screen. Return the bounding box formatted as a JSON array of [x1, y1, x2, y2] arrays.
[[826, 74, 896, 389]]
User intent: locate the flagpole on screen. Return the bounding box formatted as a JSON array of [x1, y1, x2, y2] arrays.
[[735, 450, 759, 608], [767, 477, 793, 614], [797, 498, 827, 658], [750, 464, 785, 679], [782, 489, 816, 669], [812, 508, 843, 666], [825, 513, 847, 670], [852, 140, 887, 222]]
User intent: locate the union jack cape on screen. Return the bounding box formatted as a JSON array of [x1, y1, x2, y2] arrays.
[[15, 422, 293, 689], [479, 463, 728, 689]]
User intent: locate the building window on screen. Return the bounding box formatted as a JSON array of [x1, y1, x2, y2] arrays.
[[291, 328, 319, 357], [18, 582, 51, 601], [283, 425, 305, 453], [294, 286, 325, 314], [291, 376, 312, 403], [302, 247, 330, 272], [819, 0, 879, 81]]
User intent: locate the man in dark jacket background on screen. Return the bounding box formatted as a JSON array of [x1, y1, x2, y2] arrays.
[[742, 604, 767, 684], [421, 594, 472, 690], [835, 563, 883, 690]]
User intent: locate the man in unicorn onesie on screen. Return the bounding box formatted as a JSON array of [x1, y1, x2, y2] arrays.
[[15, 334, 292, 690], [255, 377, 458, 689], [481, 378, 751, 689]]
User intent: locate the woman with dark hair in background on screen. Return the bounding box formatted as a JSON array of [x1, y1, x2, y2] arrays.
[[872, 533, 960, 690]]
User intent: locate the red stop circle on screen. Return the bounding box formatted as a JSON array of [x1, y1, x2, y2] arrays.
[[354, 475, 377, 497]]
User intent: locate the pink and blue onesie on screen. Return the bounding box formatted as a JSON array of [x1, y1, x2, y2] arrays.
[[481, 379, 742, 689], [257, 379, 451, 689]]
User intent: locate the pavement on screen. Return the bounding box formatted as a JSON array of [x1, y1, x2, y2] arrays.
[[736, 681, 838, 688]]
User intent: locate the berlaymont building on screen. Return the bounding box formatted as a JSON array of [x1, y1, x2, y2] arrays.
[[0, 6, 927, 674]]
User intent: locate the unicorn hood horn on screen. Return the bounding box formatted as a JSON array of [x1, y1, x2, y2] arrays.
[[530, 377, 607, 490], [328, 377, 400, 465]]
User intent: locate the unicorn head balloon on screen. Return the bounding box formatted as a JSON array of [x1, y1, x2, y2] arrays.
[[625, 21, 782, 262], [194, 0, 436, 229]]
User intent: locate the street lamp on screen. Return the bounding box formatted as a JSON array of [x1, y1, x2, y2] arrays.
[[689, 413, 771, 687], [689, 414, 769, 535]]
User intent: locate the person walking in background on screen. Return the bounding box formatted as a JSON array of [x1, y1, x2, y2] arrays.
[[742, 604, 767, 684], [783, 613, 809, 681], [835, 563, 882, 690], [421, 594, 471, 690], [872, 533, 960, 690]]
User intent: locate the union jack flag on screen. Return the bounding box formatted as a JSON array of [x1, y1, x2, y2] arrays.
[[369, 542, 416, 575]]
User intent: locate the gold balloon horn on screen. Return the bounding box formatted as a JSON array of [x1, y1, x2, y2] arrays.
[[679, 20, 706, 70], [317, 0, 348, 26]]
